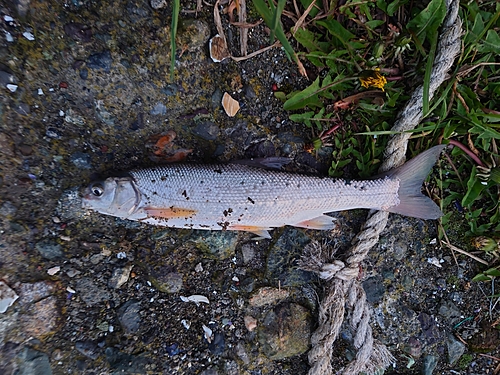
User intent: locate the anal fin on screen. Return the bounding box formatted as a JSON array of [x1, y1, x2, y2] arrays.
[[294, 215, 336, 230], [227, 224, 272, 239]]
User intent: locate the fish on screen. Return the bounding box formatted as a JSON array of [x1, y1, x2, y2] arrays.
[[82, 145, 445, 239]]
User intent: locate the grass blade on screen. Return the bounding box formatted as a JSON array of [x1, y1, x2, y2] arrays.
[[170, 0, 180, 81]]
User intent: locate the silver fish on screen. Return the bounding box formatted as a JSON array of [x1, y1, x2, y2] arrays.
[[82, 145, 444, 238]]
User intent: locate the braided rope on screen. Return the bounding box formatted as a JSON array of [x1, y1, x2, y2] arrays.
[[301, 1, 462, 374]]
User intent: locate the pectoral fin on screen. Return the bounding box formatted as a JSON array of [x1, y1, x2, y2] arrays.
[[227, 224, 272, 239], [294, 215, 336, 230], [144, 206, 197, 219]]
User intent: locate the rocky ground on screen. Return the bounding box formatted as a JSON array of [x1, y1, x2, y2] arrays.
[[0, 0, 499, 374]]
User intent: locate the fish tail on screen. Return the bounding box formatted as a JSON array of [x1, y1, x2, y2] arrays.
[[383, 145, 445, 220]]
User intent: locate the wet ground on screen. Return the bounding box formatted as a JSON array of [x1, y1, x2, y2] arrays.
[[1, 0, 499, 374]]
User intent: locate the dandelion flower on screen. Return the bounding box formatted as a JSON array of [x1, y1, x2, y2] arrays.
[[359, 69, 387, 91]]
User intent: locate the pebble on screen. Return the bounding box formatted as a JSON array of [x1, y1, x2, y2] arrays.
[[45, 127, 62, 139], [165, 343, 180, 356], [402, 336, 422, 358], [150, 0, 167, 9], [87, 50, 112, 73], [243, 315, 257, 332], [249, 287, 290, 307], [192, 231, 238, 260], [235, 342, 250, 364], [79, 68, 88, 80], [0, 132, 15, 156], [421, 354, 438, 375], [16, 346, 53, 375], [74, 278, 111, 306], [118, 300, 141, 334], [63, 23, 92, 42], [362, 276, 385, 304], [211, 88, 223, 110], [20, 296, 59, 338], [446, 334, 465, 364], [207, 331, 225, 355], [108, 265, 133, 289], [0, 70, 17, 88], [0, 281, 19, 313], [47, 266, 60, 276], [392, 240, 408, 260], [151, 271, 183, 293], [192, 121, 219, 141], [418, 312, 442, 344], [438, 300, 462, 320], [265, 228, 312, 286], [258, 303, 312, 360], [35, 240, 63, 260], [75, 340, 99, 360], [18, 143, 33, 156], [69, 152, 92, 169], [150, 102, 167, 116]]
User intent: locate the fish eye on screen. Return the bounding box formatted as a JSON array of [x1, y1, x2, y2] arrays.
[[90, 183, 104, 197]]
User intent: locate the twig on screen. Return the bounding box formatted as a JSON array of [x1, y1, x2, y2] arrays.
[[238, 0, 248, 56], [442, 241, 488, 265], [231, 41, 280, 61]]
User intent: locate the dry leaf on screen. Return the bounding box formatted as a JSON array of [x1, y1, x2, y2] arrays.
[[209, 34, 230, 62], [222, 92, 240, 117]]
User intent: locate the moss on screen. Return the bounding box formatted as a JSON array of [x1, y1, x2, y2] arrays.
[[457, 353, 473, 370]]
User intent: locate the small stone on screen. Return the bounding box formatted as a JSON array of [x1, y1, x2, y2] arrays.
[[235, 342, 250, 364], [16, 347, 52, 375], [0, 70, 17, 87], [402, 336, 422, 358], [249, 287, 290, 307], [150, 102, 167, 116], [69, 152, 92, 169], [362, 276, 385, 304], [20, 296, 59, 338], [22, 31, 35, 40], [258, 303, 312, 360], [150, 0, 167, 9], [0, 132, 15, 156], [193, 121, 219, 141], [75, 340, 99, 360], [87, 50, 112, 73], [18, 144, 33, 156], [108, 265, 133, 289], [0, 281, 19, 313], [207, 331, 225, 355], [35, 240, 63, 260], [438, 300, 462, 320], [47, 266, 60, 276], [244, 316, 257, 332], [75, 278, 111, 306], [446, 334, 466, 364], [118, 300, 141, 334], [241, 244, 255, 264], [421, 354, 438, 375], [64, 23, 92, 42], [150, 271, 183, 293]]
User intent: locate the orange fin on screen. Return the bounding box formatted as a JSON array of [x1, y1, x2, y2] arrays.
[[227, 224, 272, 239], [294, 215, 336, 230], [144, 206, 197, 219]]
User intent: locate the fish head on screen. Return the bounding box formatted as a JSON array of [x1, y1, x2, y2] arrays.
[[82, 177, 141, 218]]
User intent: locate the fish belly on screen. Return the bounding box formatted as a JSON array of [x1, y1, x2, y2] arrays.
[[129, 164, 400, 231]]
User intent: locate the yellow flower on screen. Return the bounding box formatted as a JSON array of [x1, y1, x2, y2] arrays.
[[359, 69, 387, 91]]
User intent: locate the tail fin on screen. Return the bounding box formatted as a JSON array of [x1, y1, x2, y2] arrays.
[[382, 145, 445, 220]]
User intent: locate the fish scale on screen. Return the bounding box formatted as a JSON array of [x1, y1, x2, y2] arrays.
[[82, 146, 445, 238], [130, 164, 399, 229]]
